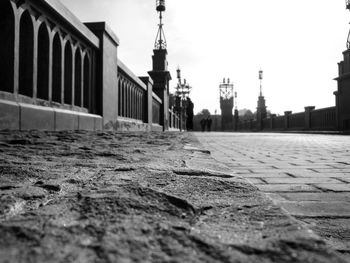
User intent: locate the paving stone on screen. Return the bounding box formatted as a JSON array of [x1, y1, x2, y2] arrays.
[[195, 132, 350, 259], [239, 173, 292, 178], [289, 172, 350, 178], [276, 201, 350, 217], [279, 193, 350, 202], [315, 184, 350, 192], [264, 177, 342, 184], [246, 178, 266, 184], [256, 184, 320, 192], [312, 168, 350, 173]]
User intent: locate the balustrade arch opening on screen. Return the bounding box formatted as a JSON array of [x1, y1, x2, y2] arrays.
[[19, 10, 34, 97], [83, 54, 91, 109], [64, 41, 73, 105], [0, 1, 14, 93], [74, 48, 82, 107], [37, 22, 50, 100], [52, 32, 62, 103]]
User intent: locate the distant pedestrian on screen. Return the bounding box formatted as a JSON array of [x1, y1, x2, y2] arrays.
[[206, 117, 212, 132], [200, 118, 206, 132]]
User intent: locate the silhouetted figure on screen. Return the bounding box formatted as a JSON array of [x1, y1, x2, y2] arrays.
[[200, 118, 206, 132], [206, 117, 212, 132], [186, 98, 194, 130]]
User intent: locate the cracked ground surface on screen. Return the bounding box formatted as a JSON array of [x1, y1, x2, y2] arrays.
[[0, 131, 347, 262]]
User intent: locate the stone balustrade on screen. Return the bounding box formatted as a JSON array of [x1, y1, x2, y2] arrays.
[[0, 0, 181, 131]]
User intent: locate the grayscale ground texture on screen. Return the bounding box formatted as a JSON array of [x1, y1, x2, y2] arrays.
[[0, 131, 349, 263]]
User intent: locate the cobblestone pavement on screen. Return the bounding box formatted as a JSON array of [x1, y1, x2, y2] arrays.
[[0, 131, 347, 262], [195, 132, 350, 259]]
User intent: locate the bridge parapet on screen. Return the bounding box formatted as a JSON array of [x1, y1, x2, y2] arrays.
[[0, 0, 179, 131], [0, 0, 99, 113]]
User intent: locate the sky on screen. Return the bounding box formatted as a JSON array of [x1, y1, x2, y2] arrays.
[[60, 0, 349, 115]]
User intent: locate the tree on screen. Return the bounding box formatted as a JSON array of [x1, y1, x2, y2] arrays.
[[197, 109, 211, 118], [244, 110, 254, 120]]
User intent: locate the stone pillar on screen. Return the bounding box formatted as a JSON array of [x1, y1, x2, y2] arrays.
[[13, 2, 20, 96], [33, 19, 39, 100], [85, 22, 120, 130], [304, 106, 315, 130], [140, 76, 153, 131], [284, 111, 292, 130]]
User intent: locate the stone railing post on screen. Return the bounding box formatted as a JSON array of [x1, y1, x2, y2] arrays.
[[304, 106, 315, 130], [140, 77, 153, 131], [85, 22, 120, 129], [284, 111, 292, 130]]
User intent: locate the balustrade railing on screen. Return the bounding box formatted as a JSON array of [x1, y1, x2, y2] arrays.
[[289, 112, 304, 129], [0, 0, 98, 114], [273, 116, 285, 130], [262, 118, 270, 130], [310, 107, 336, 130], [117, 60, 147, 122], [152, 95, 162, 126]]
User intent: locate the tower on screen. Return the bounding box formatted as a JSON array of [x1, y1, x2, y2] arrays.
[[148, 0, 172, 130], [219, 78, 234, 131], [256, 70, 267, 130], [334, 1, 350, 131]]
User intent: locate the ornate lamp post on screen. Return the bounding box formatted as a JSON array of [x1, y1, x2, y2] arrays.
[[175, 67, 192, 131], [346, 0, 350, 49], [155, 0, 167, 49]]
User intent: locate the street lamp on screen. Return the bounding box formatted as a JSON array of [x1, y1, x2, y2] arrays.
[[174, 67, 192, 131], [346, 0, 350, 49]]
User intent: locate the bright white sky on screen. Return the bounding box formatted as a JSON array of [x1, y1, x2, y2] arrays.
[[60, 0, 349, 115]]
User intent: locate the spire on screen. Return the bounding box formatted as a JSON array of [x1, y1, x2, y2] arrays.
[[259, 69, 263, 96], [155, 0, 167, 50]]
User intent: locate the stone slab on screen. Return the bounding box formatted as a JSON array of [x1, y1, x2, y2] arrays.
[[264, 177, 341, 184], [289, 172, 350, 178], [78, 112, 96, 131], [116, 118, 149, 132], [246, 178, 266, 184], [256, 184, 320, 192], [315, 184, 350, 192], [151, 124, 163, 132], [0, 99, 20, 130], [249, 168, 313, 174], [54, 109, 79, 131], [94, 116, 103, 131], [276, 201, 350, 217], [238, 173, 292, 178], [279, 193, 350, 202], [312, 168, 350, 173], [19, 103, 55, 131]]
